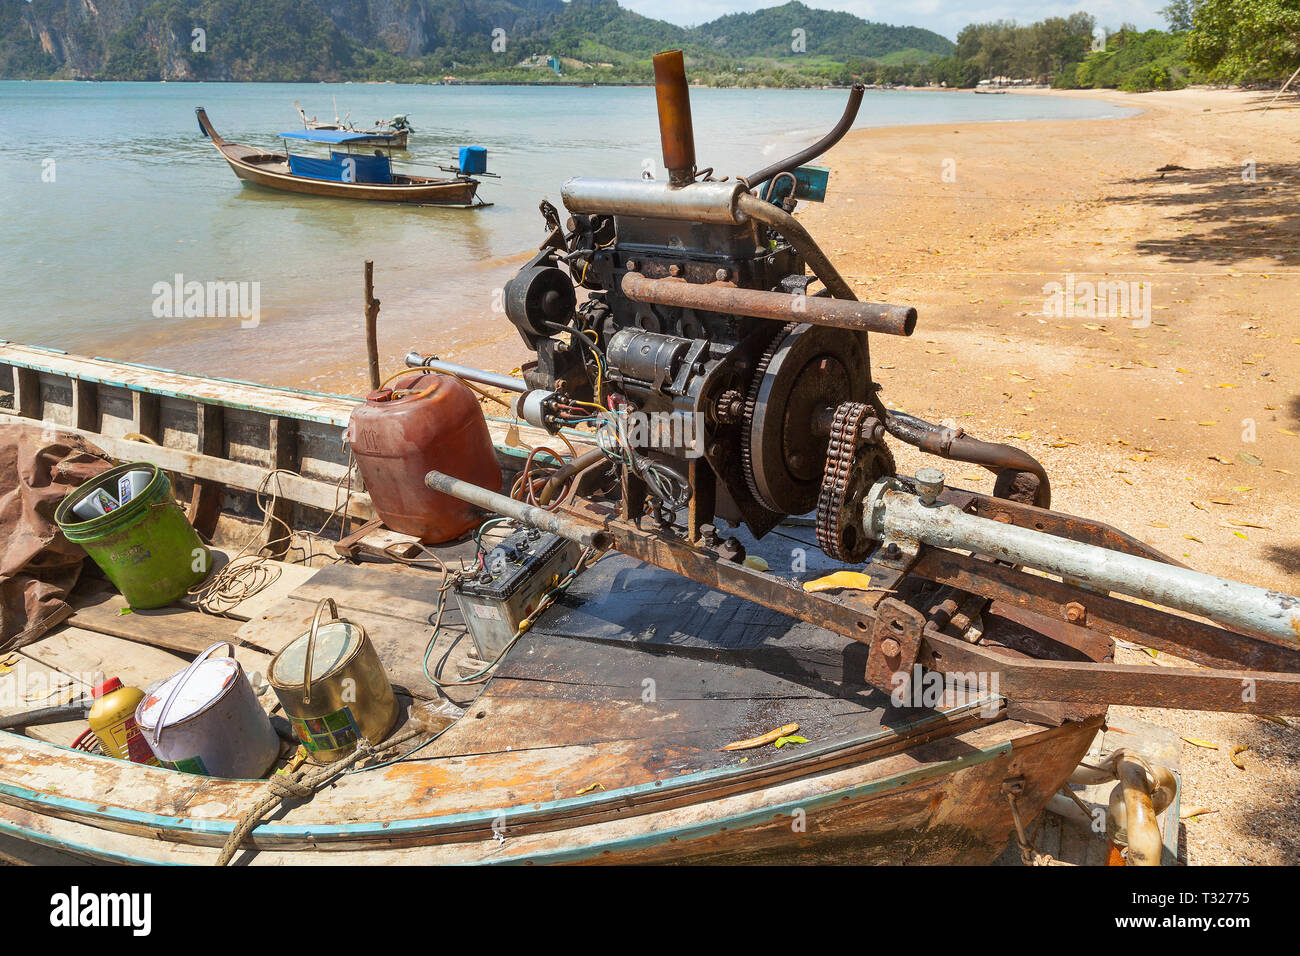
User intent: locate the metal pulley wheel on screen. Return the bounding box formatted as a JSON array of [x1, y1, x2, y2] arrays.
[[741, 323, 872, 515]]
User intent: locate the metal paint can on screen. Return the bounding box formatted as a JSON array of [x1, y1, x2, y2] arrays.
[[135, 641, 280, 778], [268, 598, 398, 764]]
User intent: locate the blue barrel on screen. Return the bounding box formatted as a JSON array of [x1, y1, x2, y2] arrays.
[[459, 146, 487, 175]]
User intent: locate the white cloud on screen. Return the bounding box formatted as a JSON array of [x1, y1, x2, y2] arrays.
[[622, 0, 1171, 41]]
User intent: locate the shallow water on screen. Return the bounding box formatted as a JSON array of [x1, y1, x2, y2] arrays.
[[0, 81, 1135, 389]]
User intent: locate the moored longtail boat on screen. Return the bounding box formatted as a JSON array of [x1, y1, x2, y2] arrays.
[[195, 108, 481, 206], [294, 100, 412, 150]]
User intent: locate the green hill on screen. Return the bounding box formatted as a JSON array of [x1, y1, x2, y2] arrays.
[[692, 2, 952, 61], [0, 0, 950, 81]]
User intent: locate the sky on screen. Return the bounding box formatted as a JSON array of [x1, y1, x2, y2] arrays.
[[623, 0, 1172, 40]]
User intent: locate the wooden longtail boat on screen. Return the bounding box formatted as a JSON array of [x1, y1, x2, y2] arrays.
[[294, 101, 411, 150], [196, 108, 479, 206], [0, 343, 1172, 866]]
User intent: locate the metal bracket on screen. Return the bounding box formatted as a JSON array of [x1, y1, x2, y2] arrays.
[[866, 598, 925, 693]]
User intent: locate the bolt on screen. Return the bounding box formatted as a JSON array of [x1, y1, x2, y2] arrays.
[[915, 467, 945, 506], [1064, 602, 1086, 624], [626, 260, 639, 272], [880, 637, 901, 657], [668, 264, 681, 277], [715, 268, 730, 282], [720, 536, 746, 562]]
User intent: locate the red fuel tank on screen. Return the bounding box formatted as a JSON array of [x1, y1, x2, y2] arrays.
[[347, 372, 503, 543]]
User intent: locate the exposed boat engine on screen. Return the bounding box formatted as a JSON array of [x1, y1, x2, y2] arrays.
[[413, 49, 1300, 720], [498, 50, 1047, 558]]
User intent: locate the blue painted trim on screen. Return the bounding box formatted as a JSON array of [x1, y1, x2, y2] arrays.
[[0, 697, 1002, 846], [0, 818, 182, 866]]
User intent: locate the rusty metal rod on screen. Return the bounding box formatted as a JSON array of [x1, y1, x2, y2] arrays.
[[653, 50, 696, 186], [866, 479, 1300, 645], [424, 469, 613, 550], [620, 273, 916, 336], [404, 352, 527, 392]]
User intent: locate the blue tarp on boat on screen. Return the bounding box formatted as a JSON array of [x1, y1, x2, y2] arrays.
[[287, 151, 392, 184], [279, 129, 386, 144]]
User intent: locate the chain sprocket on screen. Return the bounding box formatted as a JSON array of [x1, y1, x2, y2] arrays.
[[816, 401, 895, 563], [740, 323, 798, 509]]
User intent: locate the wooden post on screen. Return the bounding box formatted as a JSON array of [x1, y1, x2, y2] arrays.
[[364, 260, 381, 391], [1264, 64, 1300, 111]]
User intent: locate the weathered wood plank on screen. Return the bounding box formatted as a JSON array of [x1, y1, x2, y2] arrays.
[[11, 367, 39, 419], [68, 585, 255, 655], [0, 411, 375, 520]]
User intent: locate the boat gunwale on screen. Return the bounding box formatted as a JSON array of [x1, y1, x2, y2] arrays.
[[0, 694, 1011, 847], [0, 728, 1027, 865]]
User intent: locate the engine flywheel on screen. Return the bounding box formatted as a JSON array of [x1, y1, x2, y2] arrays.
[[741, 323, 872, 515]]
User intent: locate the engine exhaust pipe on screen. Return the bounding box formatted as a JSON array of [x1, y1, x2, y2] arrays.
[[653, 50, 696, 187]]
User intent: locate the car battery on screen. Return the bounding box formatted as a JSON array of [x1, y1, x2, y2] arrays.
[[454, 528, 581, 661]]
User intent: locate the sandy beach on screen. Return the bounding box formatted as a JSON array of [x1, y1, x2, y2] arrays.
[[811, 87, 1300, 866], [305, 87, 1300, 864]]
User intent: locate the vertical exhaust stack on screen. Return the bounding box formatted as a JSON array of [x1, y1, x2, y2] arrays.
[[653, 50, 696, 187]]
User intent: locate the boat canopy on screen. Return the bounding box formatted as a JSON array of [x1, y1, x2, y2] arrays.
[[278, 128, 383, 144]]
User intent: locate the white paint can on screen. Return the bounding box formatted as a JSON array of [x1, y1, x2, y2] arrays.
[[136, 641, 280, 778]]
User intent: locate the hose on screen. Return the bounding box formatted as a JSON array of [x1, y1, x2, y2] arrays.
[[538, 447, 607, 506], [0, 699, 92, 730], [882, 409, 1052, 508], [742, 84, 865, 192], [735, 193, 856, 301]]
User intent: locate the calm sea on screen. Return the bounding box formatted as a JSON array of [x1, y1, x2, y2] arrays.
[[0, 81, 1135, 390]]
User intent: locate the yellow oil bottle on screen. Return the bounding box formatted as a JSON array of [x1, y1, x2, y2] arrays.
[[88, 677, 159, 765]]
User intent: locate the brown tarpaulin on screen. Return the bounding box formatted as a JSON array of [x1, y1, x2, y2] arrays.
[[0, 424, 114, 653]]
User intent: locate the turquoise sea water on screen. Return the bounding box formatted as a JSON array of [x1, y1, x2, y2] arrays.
[[0, 81, 1136, 388]]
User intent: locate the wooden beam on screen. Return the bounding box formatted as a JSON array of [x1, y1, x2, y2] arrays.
[[266, 416, 300, 558], [0, 411, 373, 519], [189, 403, 226, 539], [12, 367, 39, 419], [130, 390, 160, 441], [70, 379, 98, 431]]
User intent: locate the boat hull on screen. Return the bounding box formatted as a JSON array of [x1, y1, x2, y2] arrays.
[[227, 157, 477, 205], [0, 343, 1110, 867], [0, 715, 1100, 865]]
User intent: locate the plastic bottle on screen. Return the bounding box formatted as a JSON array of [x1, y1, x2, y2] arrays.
[[88, 677, 159, 765]]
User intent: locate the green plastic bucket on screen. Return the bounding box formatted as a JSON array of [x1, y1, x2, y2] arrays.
[[56, 462, 211, 609]]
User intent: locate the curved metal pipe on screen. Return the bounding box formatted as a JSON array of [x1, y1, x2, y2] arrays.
[[743, 84, 865, 191], [735, 192, 857, 301], [538, 447, 608, 506], [882, 409, 1051, 508]]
